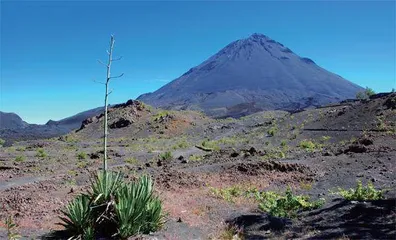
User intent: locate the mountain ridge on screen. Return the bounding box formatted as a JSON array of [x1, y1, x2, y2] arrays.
[[0, 107, 105, 145], [0, 111, 29, 130]]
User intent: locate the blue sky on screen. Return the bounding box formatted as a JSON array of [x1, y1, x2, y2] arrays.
[[1, 1, 395, 124]]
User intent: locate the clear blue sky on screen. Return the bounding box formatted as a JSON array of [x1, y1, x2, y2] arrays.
[[1, 1, 395, 124]]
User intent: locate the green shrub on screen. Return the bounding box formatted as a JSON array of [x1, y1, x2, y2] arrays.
[[299, 181, 313, 191], [261, 149, 286, 160], [278, 150, 286, 159], [334, 180, 383, 201], [280, 140, 287, 147], [68, 170, 78, 176], [299, 140, 317, 152], [189, 154, 203, 161], [5, 216, 21, 240], [210, 186, 243, 203], [320, 136, 331, 142], [210, 185, 258, 203], [138, 101, 154, 112], [152, 110, 170, 121], [267, 127, 278, 137], [256, 188, 324, 218], [200, 139, 220, 151], [61, 135, 79, 143], [35, 148, 47, 158], [15, 146, 26, 152], [356, 87, 376, 99], [15, 155, 25, 162], [365, 87, 375, 97], [77, 152, 87, 160], [0, 138, 5, 147], [125, 157, 138, 165], [159, 151, 173, 161], [77, 161, 88, 169], [172, 139, 189, 149]]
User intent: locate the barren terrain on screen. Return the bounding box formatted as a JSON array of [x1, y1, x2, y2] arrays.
[[0, 94, 395, 239]]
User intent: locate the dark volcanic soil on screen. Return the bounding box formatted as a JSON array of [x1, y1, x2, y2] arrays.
[[0, 93, 395, 239]]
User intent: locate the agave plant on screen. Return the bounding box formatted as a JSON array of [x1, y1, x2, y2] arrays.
[[114, 175, 164, 239], [5, 216, 21, 240], [59, 194, 94, 239], [89, 171, 123, 204], [87, 170, 124, 232]]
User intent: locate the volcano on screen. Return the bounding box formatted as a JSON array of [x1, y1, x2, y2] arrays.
[[138, 33, 363, 117]]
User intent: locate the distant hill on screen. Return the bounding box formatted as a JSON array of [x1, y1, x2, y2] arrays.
[[45, 106, 104, 130], [138, 33, 363, 117], [0, 107, 104, 145], [0, 111, 29, 130]]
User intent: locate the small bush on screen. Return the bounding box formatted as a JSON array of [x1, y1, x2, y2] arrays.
[[261, 149, 286, 160], [299, 140, 318, 152], [365, 87, 375, 97], [61, 135, 79, 143], [299, 181, 313, 190], [138, 101, 154, 112], [35, 148, 47, 158], [280, 140, 287, 147], [356, 87, 376, 100], [77, 152, 87, 160], [320, 136, 331, 142], [159, 151, 172, 161], [15, 155, 25, 162], [334, 180, 383, 201], [210, 186, 244, 203], [5, 216, 21, 240], [125, 157, 138, 165], [77, 161, 88, 169], [172, 139, 189, 149], [15, 146, 26, 152], [256, 188, 324, 218], [68, 170, 78, 176], [267, 127, 278, 137], [0, 138, 5, 147], [152, 110, 170, 121], [189, 154, 203, 161], [210, 185, 258, 203], [200, 139, 220, 151]]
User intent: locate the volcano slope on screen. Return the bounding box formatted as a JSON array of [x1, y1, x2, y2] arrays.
[[0, 94, 395, 239]]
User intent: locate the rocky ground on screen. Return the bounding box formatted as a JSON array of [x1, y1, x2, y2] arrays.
[[0, 94, 395, 239]]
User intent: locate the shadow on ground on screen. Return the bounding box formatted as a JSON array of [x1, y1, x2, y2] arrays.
[[229, 199, 396, 239]]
